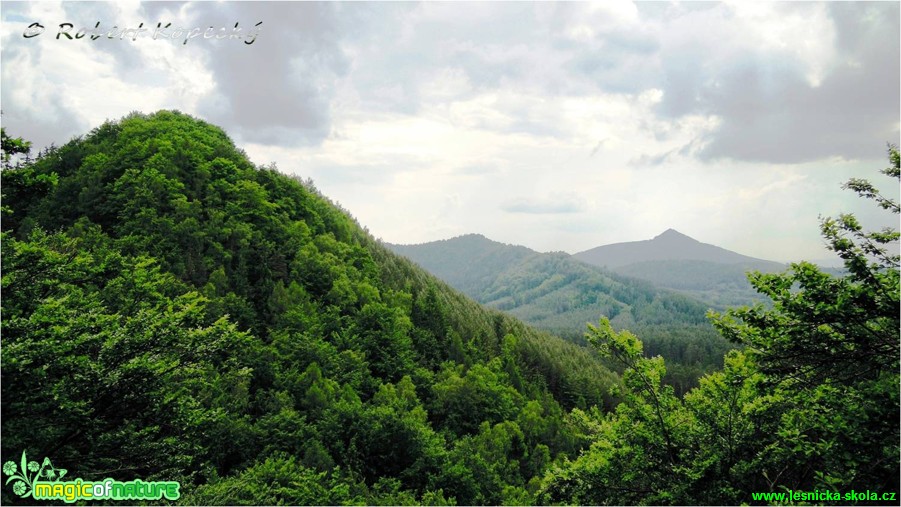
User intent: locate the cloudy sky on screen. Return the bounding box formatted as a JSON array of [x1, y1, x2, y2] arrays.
[[2, 1, 899, 263]]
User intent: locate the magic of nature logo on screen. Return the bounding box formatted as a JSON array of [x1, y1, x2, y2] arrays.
[[3, 451, 180, 503]]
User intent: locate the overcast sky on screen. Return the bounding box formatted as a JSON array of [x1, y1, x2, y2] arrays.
[[2, 1, 899, 263]]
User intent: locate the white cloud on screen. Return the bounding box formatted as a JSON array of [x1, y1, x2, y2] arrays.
[[2, 1, 897, 264]]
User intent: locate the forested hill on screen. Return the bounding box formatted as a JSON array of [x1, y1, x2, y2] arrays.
[[388, 234, 716, 333], [389, 234, 535, 296], [1, 111, 620, 505], [387, 235, 735, 392]]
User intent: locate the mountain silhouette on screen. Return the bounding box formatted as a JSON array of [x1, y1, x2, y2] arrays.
[[574, 229, 783, 269]]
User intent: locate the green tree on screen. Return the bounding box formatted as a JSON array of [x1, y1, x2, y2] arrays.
[[431, 362, 523, 436], [182, 455, 364, 506], [1, 127, 31, 169], [541, 147, 900, 504], [2, 111, 624, 505], [1, 230, 254, 487], [711, 146, 900, 492]]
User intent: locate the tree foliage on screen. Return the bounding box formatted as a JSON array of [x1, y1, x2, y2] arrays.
[[541, 147, 900, 505], [4, 111, 896, 505], [1, 127, 31, 169], [1, 112, 621, 505]]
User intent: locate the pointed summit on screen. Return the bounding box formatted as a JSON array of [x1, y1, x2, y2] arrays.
[[574, 229, 781, 269], [653, 228, 695, 241]]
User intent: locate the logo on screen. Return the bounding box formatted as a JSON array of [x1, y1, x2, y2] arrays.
[[3, 451, 179, 503]]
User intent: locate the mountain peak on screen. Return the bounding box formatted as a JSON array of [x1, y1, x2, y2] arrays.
[[575, 229, 782, 269], [653, 228, 693, 241]]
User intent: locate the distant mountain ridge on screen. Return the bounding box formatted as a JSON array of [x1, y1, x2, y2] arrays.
[[574, 229, 787, 308], [574, 229, 785, 269], [387, 230, 785, 319], [386, 233, 717, 331], [388, 234, 535, 295], [386, 234, 734, 392]]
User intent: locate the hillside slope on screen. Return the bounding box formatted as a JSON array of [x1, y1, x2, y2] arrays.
[[389, 234, 535, 296], [575, 229, 787, 307], [388, 235, 734, 391], [1, 111, 619, 505]]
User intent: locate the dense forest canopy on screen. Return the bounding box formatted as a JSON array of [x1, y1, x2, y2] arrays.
[[1, 112, 898, 505], [1, 111, 619, 505]]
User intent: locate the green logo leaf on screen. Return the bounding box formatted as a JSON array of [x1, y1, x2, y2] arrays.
[[3, 451, 64, 498]]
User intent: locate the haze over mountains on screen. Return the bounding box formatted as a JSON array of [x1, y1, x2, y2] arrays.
[[389, 233, 711, 330], [574, 228, 784, 269], [387, 233, 736, 391], [387, 228, 826, 388], [390, 228, 789, 317], [574, 229, 787, 308]]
